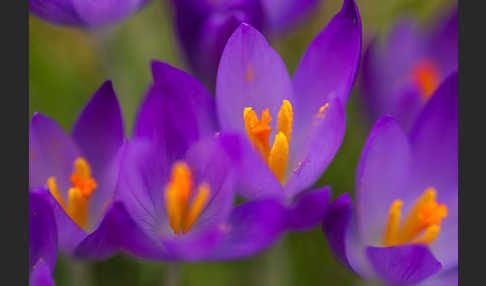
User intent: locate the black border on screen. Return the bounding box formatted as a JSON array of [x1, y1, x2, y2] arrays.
[[3, 0, 29, 285]]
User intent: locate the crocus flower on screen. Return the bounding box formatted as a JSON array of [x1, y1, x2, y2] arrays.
[[213, 0, 362, 230], [29, 0, 151, 27], [110, 61, 286, 260], [30, 188, 57, 286], [29, 80, 130, 259], [169, 0, 322, 90], [361, 6, 457, 130], [323, 72, 457, 286]]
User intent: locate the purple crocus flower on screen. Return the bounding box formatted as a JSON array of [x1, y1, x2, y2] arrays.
[[213, 0, 362, 230], [361, 6, 457, 131], [29, 81, 131, 259], [323, 72, 457, 286], [29, 0, 151, 27], [30, 188, 57, 286], [169, 0, 322, 90], [105, 61, 286, 261]]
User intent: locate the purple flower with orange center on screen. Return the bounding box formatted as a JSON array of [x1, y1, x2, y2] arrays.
[[323, 72, 457, 286], [361, 6, 457, 130], [29, 0, 151, 27], [107, 61, 286, 260], [169, 0, 322, 90], [214, 0, 362, 230], [30, 188, 57, 286], [29, 81, 133, 259]]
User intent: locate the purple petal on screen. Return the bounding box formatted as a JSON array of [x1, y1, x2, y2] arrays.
[[72, 80, 124, 177], [69, 0, 147, 27], [115, 140, 169, 240], [29, 113, 80, 198], [29, 189, 57, 272], [419, 267, 457, 286], [74, 202, 166, 260], [196, 12, 248, 90], [409, 72, 458, 268], [208, 199, 286, 260], [292, 0, 361, 124], [355, 115, 412, 245], [218, 133, 283, 201], [285, 187, 330, 231], [161, 228, 225, 261], [216, 23, 294, 133], [30, 259, 55, 286], [322, 192, 352, 268], [367, 245, 442, 285], [285, 98, 346, 198], [260, 0, 320, 36], [150, 61, 218, 136], [29, 0, 83, 26], [428, 6, 458, 75], [134, 75, 202, 164]]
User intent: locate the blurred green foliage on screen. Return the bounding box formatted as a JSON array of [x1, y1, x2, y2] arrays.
[[29, 0, 456, 285]]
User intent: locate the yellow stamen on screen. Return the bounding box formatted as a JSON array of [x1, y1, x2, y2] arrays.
[[411, 60, 440, 101], [383, 200, 403, 247], [277, 100, 293, 142], [45, 157, 97, 230], [165, 162, 211, 235], [382, 188, 447, 246], [268, 132, 289, 183], [182, 183, 211, 234], [244, 107, 272, 160], [68, 187, 88, 228], [243, 100, 293, 184], [47, 177, 66, 210]]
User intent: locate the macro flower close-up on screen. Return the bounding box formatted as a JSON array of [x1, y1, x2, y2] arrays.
[[27, 0, 459, 285], [323, 72, 458, 286]]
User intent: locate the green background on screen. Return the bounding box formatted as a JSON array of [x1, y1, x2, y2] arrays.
[[29, 0, 456, 285]]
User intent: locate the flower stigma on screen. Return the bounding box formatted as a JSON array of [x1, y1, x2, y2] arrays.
[[410, 60, 440, 101], [243, 100, 293, 183], [383, 187, 447, 246], [165, 161, 211, 235], [47, 158, 97, 230]]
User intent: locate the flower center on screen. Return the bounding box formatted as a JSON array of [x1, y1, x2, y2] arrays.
[[243, 100, 293, 183], [383, 188, 448, 247], [410, 60, 440, 101], [47, 158, 97, 230], [165, 161, 211, 235]]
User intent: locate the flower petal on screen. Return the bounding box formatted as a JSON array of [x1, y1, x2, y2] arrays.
[[30, 258, 55, 286], [70, 0, 148, 26], [428, 6, 458, 74], [134, 73, 203, 164], [72, 80, 124, 177], [355, 115, 412, 245], [218, 133, 283, 200], [366, 245, 442, 285], [208, 199, 286, 260], [150, 61, 218, 136], [29, 113, 80, 198], [409, 72, 458, 268], [285, 187, 330, 231], [322, 192, 352, 268], [260, 0, 320, 35], [29, 0, 83, 26], [216, 23, 294, 133], [74, 202, 166, 260], [29, 189, 57, 272], [285, 98, 346, 198], [292, 0, 361, 124], [419, 266, 457, 286]]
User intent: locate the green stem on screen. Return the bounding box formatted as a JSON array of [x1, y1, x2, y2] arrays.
[[163, 263, 181, 286]]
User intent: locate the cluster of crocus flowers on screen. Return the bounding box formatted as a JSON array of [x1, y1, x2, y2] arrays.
[[361, 5, 457, 130], [29, 0, 151, 27], [168, 0, 323, 90], [323, 72, 457, 286]]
